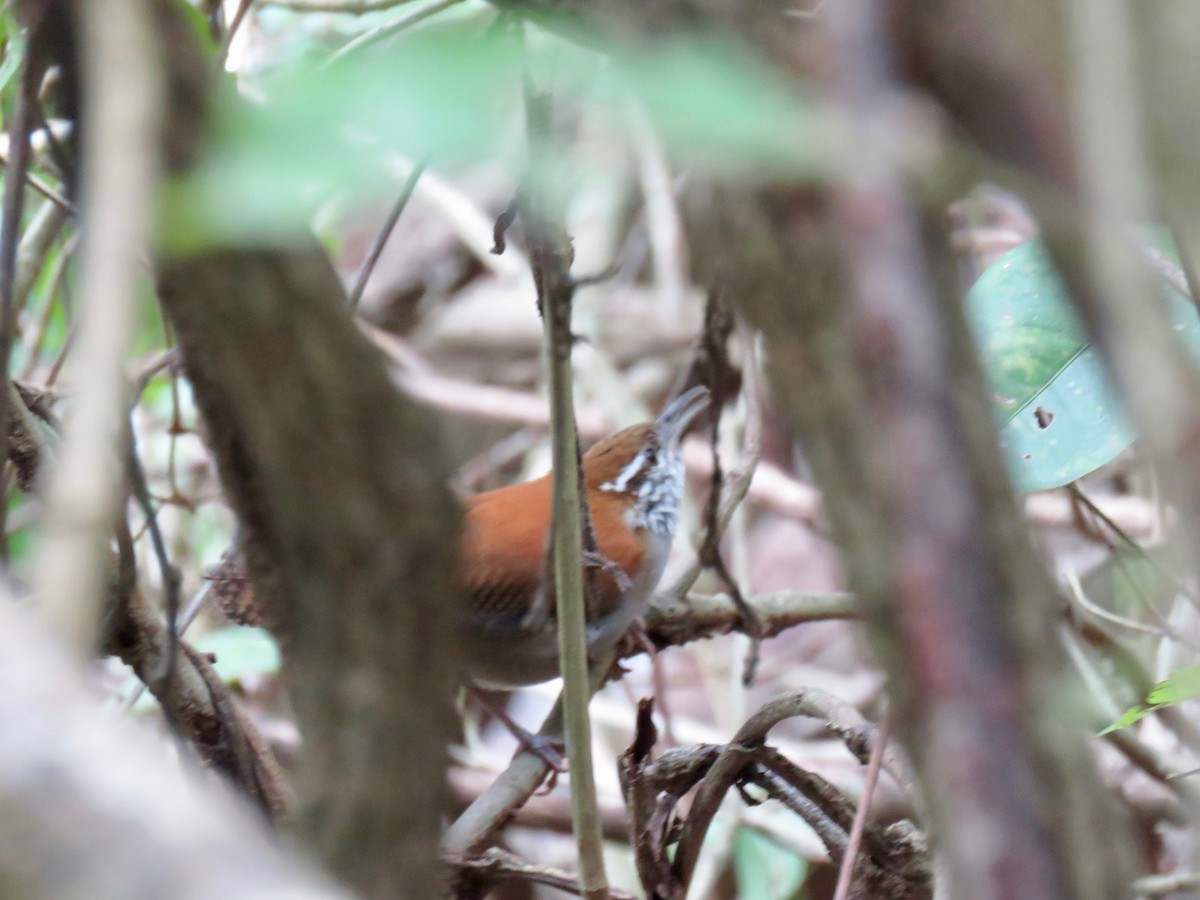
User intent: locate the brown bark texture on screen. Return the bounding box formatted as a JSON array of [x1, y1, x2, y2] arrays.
[[149, 2, 467, 896], [156, 245, 464, 898]]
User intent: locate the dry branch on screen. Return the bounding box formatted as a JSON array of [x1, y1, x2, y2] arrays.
[[157, 245, 463, 898], [0, 595, 344, 900], [33, 0, 162, 650], [2, 360, 290, 819], [641, 589, 855, 650], [522, 82, 610, 897], [619, 691, 930, 900]]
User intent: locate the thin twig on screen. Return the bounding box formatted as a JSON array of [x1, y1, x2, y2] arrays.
[[0, 50, 41, 559], [1167, 223, 1200, 315], [672, 691, 906, 891], [626, 101, 687, 318], [0, 148, 74, 214], [120, 578, 214, 715], [260, 0, 421, 10], [640, 590, 856, 652], [696, 292, 763, 684], [1142, 243, 1193, 304], [125, 421, 183, 699], [1069, 482, 1200, 608], [14, 198, 69, 313], [20, 233, 77, 379], [832, 713, 892, 900], [1131, 871, 1200, 898], [752, 764, 848, 859], [1061, 566, 1184, 646], [666, 322, 765, 602], [524, 80, 609, 899], [453, 848, 637, 900], [328, 0, 462, 63], [216, 0, 256, 69], [348, 160, 426, 311], [33, 0, 162, 652]]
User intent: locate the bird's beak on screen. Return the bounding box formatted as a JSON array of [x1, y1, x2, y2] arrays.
[[656, 385, 711, 448]]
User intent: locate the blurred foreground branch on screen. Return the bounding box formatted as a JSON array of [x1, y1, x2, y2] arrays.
[[33, 0, 161, 650], [0, 595, 344, 900], [142, 0, 466, 894], [158, 246, 463, 898], [2, 355, 290, 818]]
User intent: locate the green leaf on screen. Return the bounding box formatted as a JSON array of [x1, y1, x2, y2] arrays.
[[174, 0, 219, 59], [734, 828, 807, 900], [195, 626, 281, 684], [1148, 664, 1200, 706], [0, 26, 25, 98], [609, 39, 822, 176], [1102, 664, 1200, 733], [1099, 703, 1158, 735], [161, 24, 522, 249], [966, 240, 1200, 491], [1081, 546, 1176, 622], [161, 23, 821, 250]]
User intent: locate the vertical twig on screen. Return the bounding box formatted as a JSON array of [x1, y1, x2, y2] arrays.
[[125, 421, 183, 699], [347, 160, 426, 311], [216, 0, 255, 69], [0, 51, 43, 558], [831, 713, 891, 900], [697, 290, 762, 685], [34, 0, 162, 653], [523, 83, 609, 898]]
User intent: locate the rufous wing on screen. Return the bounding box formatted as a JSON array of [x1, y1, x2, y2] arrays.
[[462, 476, 644, 632]]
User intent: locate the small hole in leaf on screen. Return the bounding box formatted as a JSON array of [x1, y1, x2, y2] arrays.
[[1034, 406, 1054, 429]]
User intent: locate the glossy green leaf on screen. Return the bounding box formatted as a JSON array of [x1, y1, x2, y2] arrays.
[[966, 240, 1200, 491]]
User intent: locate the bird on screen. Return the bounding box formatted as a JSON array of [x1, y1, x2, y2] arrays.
[[461, 385, 710, 688]]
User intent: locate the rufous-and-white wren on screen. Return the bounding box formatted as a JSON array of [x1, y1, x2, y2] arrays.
[[462, 386, 710, 687]]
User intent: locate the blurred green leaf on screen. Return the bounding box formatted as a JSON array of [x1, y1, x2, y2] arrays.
[[1103, 664, 1200, 734], [609, 39, 822, 176], [1082, 546, 1176, 621], [966, 240, 1200, 491], [6, 486, 35, 566], [1100, 703, 1157, 735], [132, 282, 167, 355], [734, 828, 807, 900], [161, 22, 821, 250], [1076, 547, 1170, 710], [195, 626, 281, 683], [1148, 664, 1200, 706], [174, 0, 219, 59], [0, 25, 25, 97]]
